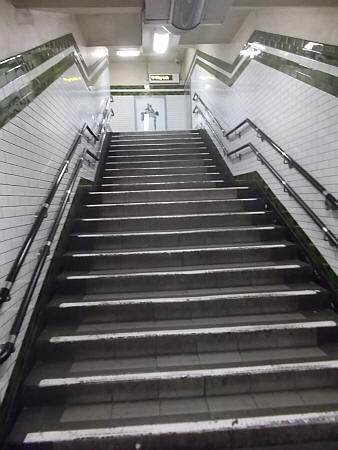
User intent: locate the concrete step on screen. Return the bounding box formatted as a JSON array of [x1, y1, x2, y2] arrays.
[[9, 408, 338, 450], [100, 173, 223, 183], [104, 159, 214, 169], [106, 152, 211, 161], [108, 148, 210, 156], [98, 180, 228, 191], [55, 261, 312, 295], [62, 242, 298, 271], [86, 187, 257, 203], [109, 143, 207, 150], [103, 166, 219, 176], [68, 225, 287, 251], [80, 198, 266, 218], [72, 211, 275, 233], [109, 137, 204, 145], [37, 313, 336, 360], [110, 130, 200, 138], [23, 359, 338, 406], [48, 283, 329, 325]]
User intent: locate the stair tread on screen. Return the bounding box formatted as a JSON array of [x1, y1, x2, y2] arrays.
[[57, 259, 309, 278], [49, 281, 327, 305], [39, 309, 337, 340], [64, 240, 295, 257], [26, 346, 334, 382], [69, 224, 285, 238], [9, 392, 338, 440]]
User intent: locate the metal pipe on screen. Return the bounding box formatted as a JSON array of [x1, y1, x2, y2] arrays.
[[228, 143, 338, 247], [225, 118, 338, 210], [0, 156, 84, 364]]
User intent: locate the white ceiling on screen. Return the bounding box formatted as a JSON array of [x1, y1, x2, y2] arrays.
[[10, 0, 338, 65]]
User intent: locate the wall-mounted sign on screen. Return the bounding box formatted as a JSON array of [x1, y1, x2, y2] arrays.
[[149, 73, 179, 83]]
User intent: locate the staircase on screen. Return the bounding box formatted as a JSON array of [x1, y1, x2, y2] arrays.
[[8, 130, 338, 449]]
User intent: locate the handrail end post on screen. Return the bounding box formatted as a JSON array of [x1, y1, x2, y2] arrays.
[[193, 105, 199, 114], [0, 341, 15, 364], [193, 93, 198, 101], [0, 287, 11, 305]]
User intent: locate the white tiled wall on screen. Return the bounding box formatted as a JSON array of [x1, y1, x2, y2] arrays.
[[191, 60, 338, 274], [110, 95, 189, 132], [0, 48, 110, 403]]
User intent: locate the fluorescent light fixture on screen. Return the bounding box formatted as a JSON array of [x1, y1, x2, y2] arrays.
[[153, 31, 169, 54], [116, 49, 140, 57], [171, 0, 207, 31]]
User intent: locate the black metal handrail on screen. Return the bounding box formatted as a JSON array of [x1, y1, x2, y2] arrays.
[[0, 148, 99, 364], [194, 93, 338, 211], [193, 105, 228, 156], [193, 93, 226, 136], [193, 101, 338, 248], [226, 120, 338, 211], [0, 122, 99, 305]]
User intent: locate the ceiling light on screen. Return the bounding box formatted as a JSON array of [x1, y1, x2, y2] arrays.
[[116, 49, 140, 57], [171, 0, 207, 31], [144, 84, 150, 90], [153, 31, 169, 54]]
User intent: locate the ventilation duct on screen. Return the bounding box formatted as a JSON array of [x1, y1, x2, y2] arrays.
[[170, 0, 207, 31]]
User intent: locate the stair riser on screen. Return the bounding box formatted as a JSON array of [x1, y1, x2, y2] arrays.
[[101, 173, 223, 183], [86, 188, 257, 204], [109, 143, 207, 150], [103, 167, 219, 176], [108, 149, 209, 156], [109, 138, 203, 145], [62, 246, 297, 271], [48, 293, 328, 326], [80, 199, 266, 218], [37, 327, 318, 361], [104, 160, 214, 169], [73, 212, 275, 233], [56, 266, 311, 295], [107, 153, 211, 161], [68, 227, 287, 251], [98, 181, 227, 191], [23, 367, 338, 406]]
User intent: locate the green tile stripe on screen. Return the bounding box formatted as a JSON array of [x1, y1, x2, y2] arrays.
[[110, 84, 185, 90], [187, 30, 338, 97], [0, 51, 108, 130], [257, 51, 338, 97], [250, 30, 338, 68], [0, 34, 74, 90], [110, 91, 186, 96], [110, 84, 188, 95], [0, 54, 74, 129], [196, 50, 241, 74], [0, 33, 108, 91]]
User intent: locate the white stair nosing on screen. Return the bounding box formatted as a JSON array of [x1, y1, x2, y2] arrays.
[[78, 211, 270, 222], [88, 187, 251, 195], [50, 319, 335, 342], [57, 288, 323, 309], [68, 243, 292, 258], [38, 360, 338, 387], [23, 411, 338, 444], [83, 198, 262, 208], [71, 225, 281, 238]]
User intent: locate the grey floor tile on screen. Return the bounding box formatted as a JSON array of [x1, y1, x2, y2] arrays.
[[112, 400, 160, 419], [61, 403, 112, 423], [207, 394, 257, 414], [253, 391, 304, 409], [160, 397, 208, 416]]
